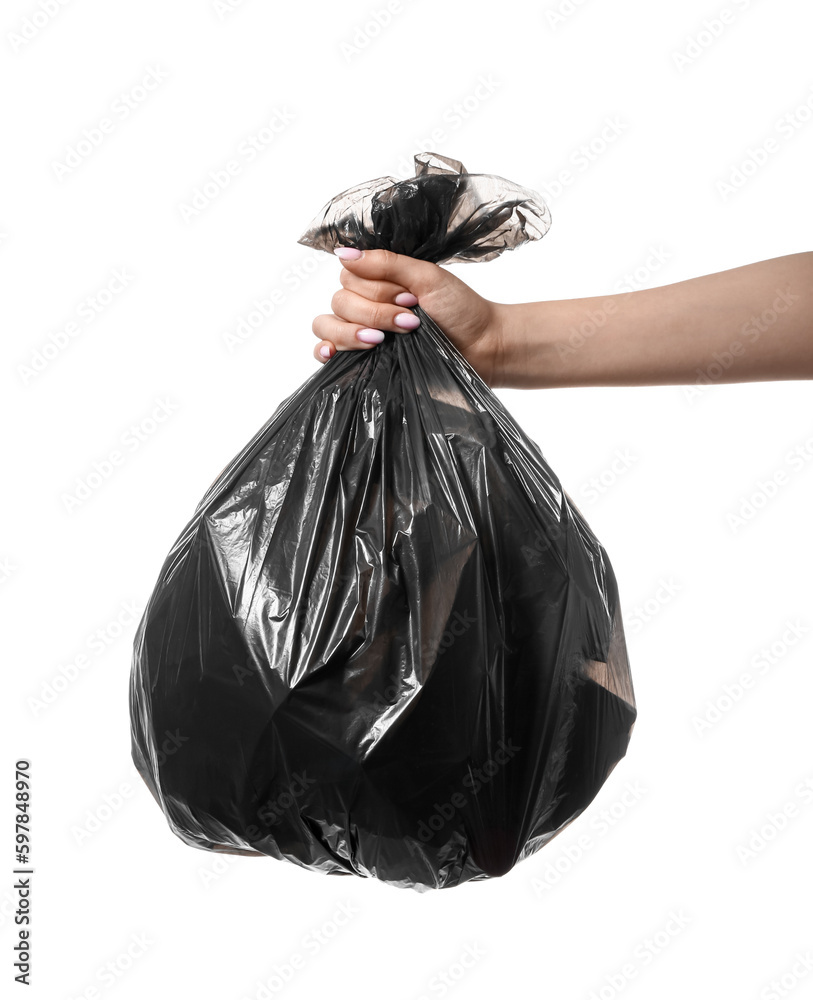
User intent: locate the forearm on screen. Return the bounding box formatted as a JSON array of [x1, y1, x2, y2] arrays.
[[494, 251, 813, 390]]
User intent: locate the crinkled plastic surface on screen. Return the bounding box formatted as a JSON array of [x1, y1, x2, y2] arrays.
[[129, 152, 636, 892], [297, 151, 552, 263]]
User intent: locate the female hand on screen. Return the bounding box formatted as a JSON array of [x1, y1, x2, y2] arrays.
[[312, 248, 508, 387], [314, 249, 813, 391]]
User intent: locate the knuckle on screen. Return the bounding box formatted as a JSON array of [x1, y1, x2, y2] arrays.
[[368, 302, 390, 329], [369, 279, 394, 302], [375, 249, 397, 279], [329, 288, 347, 315], [312, 314, 331, 337]]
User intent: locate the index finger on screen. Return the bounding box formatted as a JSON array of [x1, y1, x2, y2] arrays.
[[338, 267, 419, 306]]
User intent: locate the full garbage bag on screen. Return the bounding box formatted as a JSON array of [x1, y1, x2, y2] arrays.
[[129, 151, 637, 891]]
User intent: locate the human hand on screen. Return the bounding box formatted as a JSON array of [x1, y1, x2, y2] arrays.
[[312, 248, 507, 387]]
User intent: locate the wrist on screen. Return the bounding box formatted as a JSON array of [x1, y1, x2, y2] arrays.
[[487, 301, 515, 389], [489, 300, 555, 390]]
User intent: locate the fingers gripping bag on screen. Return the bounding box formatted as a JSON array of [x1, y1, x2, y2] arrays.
[[129, 152, 637, 892]]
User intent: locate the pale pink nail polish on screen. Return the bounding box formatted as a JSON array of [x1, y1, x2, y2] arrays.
[[357, 328, 385, 344], [394, 292, 419, 306], [320, 345, 332, 359], [394, 312, 420, 330], [334, 247, 363, 260]]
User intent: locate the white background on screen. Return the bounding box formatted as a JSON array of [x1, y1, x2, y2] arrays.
[[2, 1, 813, 998]]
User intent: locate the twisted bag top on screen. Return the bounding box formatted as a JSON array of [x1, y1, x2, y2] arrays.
[[129, 152, 637, 892]]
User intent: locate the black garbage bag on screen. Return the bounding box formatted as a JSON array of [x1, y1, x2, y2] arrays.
[[129, 151, 637, 892]]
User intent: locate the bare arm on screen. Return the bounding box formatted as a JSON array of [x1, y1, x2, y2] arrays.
[[493, 252, 813, 389], [313, 249, 813, 391]]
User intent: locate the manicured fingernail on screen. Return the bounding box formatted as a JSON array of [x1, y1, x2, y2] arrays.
[[334, 247, 363, 260], [319, 344, 332, 359], [394, 312, 420, 330], [394, 292, 419, 306], [357, 328, 385, 344]]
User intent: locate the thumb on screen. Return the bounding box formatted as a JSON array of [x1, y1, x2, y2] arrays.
[[333, 247, 446, 299]]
